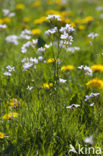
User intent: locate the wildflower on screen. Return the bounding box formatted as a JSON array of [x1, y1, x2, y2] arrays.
[[32, 0, 41, 7], [20, 29, 32, 40], [16, 4, 25, 10], [84, 92, 100, 101], [31, 29, 41, 35], [2, 112, 18, 120], [66, 47, 80, 53], [45, 27, 58, 36], [61, 65, 74, 72], [38, 47, 46, 52], [27, 86, 33, 91], [90, 103, 94, 107], [3, 9, 15, 17], [34, 16, 47, 24], [8, 98, 18, 107], [0, 24, 7, 29], [0, 132, 5, 139], [59, 78, 67, 83], [46, 14, 61, 21], [78, 65, 93, 76], [82, 16, 94, 24], [45, 43, 52, 49], [78, 25, 85, 30], [47, 58, 55, 63], [42, 83, 50, 89], [84, 135, 93, 145], [86, 78, 103, 89], [23, 62, 33, 71], [3, 17, 10, 23], [88, 32, 98, 39], [38, 56, 44, 61], [5, 35, 19, 45], [91, 65, 103, 72], [0, 19, 3, 24], [66, 104, 80, 109]]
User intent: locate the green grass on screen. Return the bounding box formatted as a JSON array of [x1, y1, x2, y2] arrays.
[[0, 0, 103, 155]]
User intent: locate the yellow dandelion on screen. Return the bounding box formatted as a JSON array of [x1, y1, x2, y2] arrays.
[[82, 16, 94, 24], [32, 0, 41, 7], [8, 98, 18, 107], [91, 65, 103, 72], [61, 65, 74, 72], [0, 19, 3, 24], [0, 132, 5, 139], [47, 58, 55, 63], [31, 28, 41, 35], [86, 78, 103, 89], [34, 16, 47, 24], [3, 17, 10, 23], [46, 10, 60, 15], [42, 83, 50, 89], [16, 4, 25, 10], [78, 25, 85, 30], [2, 112, 18, 120]]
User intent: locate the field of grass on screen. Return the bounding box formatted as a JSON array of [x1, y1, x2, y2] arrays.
[[1, 0, 103, 155]]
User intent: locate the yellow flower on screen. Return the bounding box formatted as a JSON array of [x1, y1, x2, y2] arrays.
[[0, 19, 3, 24], [3, 17, 10, 23], [16, 4, 25, 10], [42, 83, 50, 89], [86, 78, 103, 89], [61, 65, 74, 72], [0, 132, 5, 139], [78, 25, 85, 30], [34, 16, 47, 24], [23, 17, 30, 23], [91, 65, 103, 72], [2, 112, 18, 120], [8, 98, 18, 107], [31, 29, 41, 35], [82, 16, 94, 24], [47, 58, 55, 63], [46, 10, 60, 15], [32, 0, 41, 7]]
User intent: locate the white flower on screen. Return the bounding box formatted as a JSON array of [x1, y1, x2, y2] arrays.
[[0, 24, 7, 29], [46, 15, 61, 21], [2, 9, 16, 17], [66, 104, 80, 109], [66, 47, 80, 53], [38, 56, 43, 61], [2, 9, 10, 16], [27, 86, 33, 90], [23, 62, 33, 70], [84, 135, 93, 144], [45, 27, 58, 36], [4, 72, 11, 76], [5, 35, 19, 45], [90, 103, 94, 107], [6, 65, 15, 72], [32, 39, 38, 45], [20, 29, 32, 40], [60, 24, 74, 33], [59, 78, 67, 83], [88, 32, 98, 39], [30, 57, 38, 64], [78, 65, 93, 76], [45, 43, 52, 49], [38, 47, 46, 52], [85, 93, 100, 102]]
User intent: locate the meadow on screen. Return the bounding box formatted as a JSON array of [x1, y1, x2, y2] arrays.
[[0, 0, 103, 155]]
